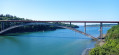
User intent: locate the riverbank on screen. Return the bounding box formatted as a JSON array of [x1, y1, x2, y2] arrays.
[[82, 34, 106, 55], [96, 34, 106, 46], [81, 48, 91, 55]]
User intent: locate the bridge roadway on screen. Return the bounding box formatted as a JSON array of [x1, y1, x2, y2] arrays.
[[0, 20, 119, 23], [0, 22, 98, 40]]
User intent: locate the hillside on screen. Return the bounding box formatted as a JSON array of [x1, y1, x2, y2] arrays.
[[89, 25, 119, 55]]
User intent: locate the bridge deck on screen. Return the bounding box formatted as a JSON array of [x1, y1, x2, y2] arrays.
[[0, 20, 119, 23]]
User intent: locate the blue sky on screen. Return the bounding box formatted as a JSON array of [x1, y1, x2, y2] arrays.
[[0, 0, 119, 21]]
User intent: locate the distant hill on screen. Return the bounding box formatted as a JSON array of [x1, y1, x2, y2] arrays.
[[87, 24, 118, 27]]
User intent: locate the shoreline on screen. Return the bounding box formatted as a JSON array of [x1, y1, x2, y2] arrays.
[[96, 34, 106, 46], [81, 48, 92, 55], [82, 34, 106, 55]]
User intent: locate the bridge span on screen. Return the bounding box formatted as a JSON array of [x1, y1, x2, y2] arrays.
[[0, 20, 119, 40], [0, 23, 98, 40]]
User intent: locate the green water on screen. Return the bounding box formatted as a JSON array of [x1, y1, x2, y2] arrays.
[[0, 26, 111, 55]]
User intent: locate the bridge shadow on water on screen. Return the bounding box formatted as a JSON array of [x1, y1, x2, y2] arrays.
[[3, 34, 92, 40], [0, 36, 20, 44]]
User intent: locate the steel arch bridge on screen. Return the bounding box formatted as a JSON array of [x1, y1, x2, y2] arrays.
[[1, 20, 119, 40]]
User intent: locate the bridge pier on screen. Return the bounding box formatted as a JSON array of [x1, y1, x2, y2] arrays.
[[70, 22, 71, 27], [118, 23, 119, 25], [1, 22, 4, 30], [84, 22, 86, 33], [100, 23, 103, 39]]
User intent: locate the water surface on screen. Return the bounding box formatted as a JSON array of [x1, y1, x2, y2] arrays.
[[0, 26, 111, 55]]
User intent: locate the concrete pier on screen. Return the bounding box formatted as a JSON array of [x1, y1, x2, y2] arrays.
[[100, 23, 103, 39], [84, 22, 86, 33]]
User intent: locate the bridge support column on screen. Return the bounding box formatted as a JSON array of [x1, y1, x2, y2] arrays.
[[1, 22, 4, 30], [84, 22, 86, 33], [100, 23, 103, 39], [118, 23, 119, 25], [70, 22, 71, 27]]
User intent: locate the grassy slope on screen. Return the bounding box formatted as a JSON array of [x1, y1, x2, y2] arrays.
[[89, 25, 119, 55]]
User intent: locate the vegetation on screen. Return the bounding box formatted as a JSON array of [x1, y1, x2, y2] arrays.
[[0, 14, 79, 34], [89, 25, 119, 55]]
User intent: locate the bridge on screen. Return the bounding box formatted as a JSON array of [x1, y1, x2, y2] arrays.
[[0, 20, 119, 40]]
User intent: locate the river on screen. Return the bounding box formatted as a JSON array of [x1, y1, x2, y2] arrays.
[[0, 26, 111, 55]]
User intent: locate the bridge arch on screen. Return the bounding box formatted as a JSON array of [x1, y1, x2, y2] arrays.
[[0, 23, 98, 40]]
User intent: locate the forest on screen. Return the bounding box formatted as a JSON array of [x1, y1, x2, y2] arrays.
[[0, 14, 79, 34]]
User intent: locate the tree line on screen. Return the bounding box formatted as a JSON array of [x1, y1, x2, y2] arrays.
[[0, 14, 79, 34]]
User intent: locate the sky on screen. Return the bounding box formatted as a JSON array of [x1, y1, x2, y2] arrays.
[[0, 0, 119, 21]]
